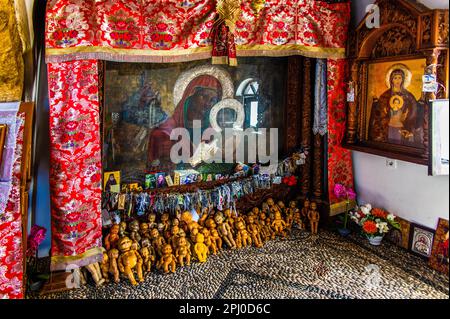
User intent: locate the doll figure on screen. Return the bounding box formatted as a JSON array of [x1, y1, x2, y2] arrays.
[[277, 201, 286, 215], [161, 213, 170, 232], [175, 236, 191, 267], [301, 199, 310, 220], [235, 220, 252, 248], [201, 228, 217, 255], [171, 218, 180, 228], [258, 212, 269, 242], [194, 233, 208, 263], [105, 224, 120, 250], [266, 218, 276, 239], [139, 222, 150, 239], [307, 202, 320, 235], [119, 221, 128, 238], [85, 262, 105, 286], [290, 201, 303, 229], [271, 211, 287, 238], [181, 211, 200, 234], [247, 215, 263, 248], [284, 205, 294, 232], [198, 207, 209, 227], [128, 220, 142, 243], [214, 212, 237, 249], [210, 228, 223, 251], [261, 202, 270, 216], [223, 209, 236, 232], [140, 238, 156, 273], [157, 244, 177, 273], [148, 213, 157, 229], [168, 225, 180, 248], [150, 228, 166, 257], [100, 251, 110, 282], [205, 218, 217, 231], [107, 248, 120, 283], [252, 207, 260, 217], [266, 198, 275, 208], [118, 236, 144, 286]]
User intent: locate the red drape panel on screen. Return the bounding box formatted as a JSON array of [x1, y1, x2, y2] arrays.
[[0, 113, 25, 299], [327, 59, 354, 205], [47, 60, 103, 271]]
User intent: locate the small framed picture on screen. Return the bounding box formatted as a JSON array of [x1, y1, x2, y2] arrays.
[[165, 175, 174, 187], [104, 171, 120, 192], [155, 173, 166, 188], [409, 223, 435, 259], [385, 216, 410, 250], [145, 174, 157, 189], [128, 183, 139, 191], [429, 218, 449, 274]]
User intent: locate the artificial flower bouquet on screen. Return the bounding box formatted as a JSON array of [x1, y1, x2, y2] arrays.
[[350, 204, 400, 239]]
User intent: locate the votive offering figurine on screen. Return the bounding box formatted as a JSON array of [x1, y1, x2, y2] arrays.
[[140, 238, 156, 273], [214, 211, 237, 249], [271, 210, 287, 238], [176, 236, 191, 267], [308, 202, 320, 235], [194, 233, 208, 263], [247, 215, 263, 247], [108, 248, 120, 283], [118, 236, 144, 286], [129, 220, 142, 243], [105, 224, 120, 250], [157, 244, 177, 273], [235, 220, 252, 247]]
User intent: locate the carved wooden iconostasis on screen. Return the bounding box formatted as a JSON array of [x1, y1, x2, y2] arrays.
[[345, 0, 449, 165]]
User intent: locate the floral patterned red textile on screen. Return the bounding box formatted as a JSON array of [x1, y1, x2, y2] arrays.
[[47, 60, 103, 271], [45, 0, 350, 63], [327, 59, 354, 205], [0, 114, 24, 299]]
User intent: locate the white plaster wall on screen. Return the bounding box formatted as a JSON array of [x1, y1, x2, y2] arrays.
[[352, 152, 449, 229], [350, 0, 449, 230]]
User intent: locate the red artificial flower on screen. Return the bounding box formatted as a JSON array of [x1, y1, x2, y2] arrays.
[[372, 208, 388, 219], [362, 220, 378, 235]]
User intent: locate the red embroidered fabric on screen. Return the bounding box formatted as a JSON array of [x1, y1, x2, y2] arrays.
[[327, 59, 354, 204], [47, 60, 103, 271], [0, 114, 25, 299]]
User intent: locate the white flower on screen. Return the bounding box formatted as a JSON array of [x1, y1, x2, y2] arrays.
[[376, 221, 389, 234], [361, 204, 371, 216], [387, 214, 395, 221]]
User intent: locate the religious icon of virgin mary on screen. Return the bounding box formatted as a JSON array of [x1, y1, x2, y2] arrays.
[[368, 64, 424, 147], [147, 75, 222, 163]]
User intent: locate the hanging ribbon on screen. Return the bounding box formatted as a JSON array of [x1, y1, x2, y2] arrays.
[[313, 59, 328, 136]]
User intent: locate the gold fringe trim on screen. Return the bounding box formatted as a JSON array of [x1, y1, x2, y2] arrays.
[[211, 56, 229, 65], [228, 57, 238, 67], [329, 199, 357, 216], [45, 44, 346, 64]]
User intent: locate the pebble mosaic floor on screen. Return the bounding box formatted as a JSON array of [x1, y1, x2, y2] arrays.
[[29, 229, 449, 299]]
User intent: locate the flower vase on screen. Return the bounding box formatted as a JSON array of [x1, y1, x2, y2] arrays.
[[367, 235, 384, 246], [338, 227, 351, 237]]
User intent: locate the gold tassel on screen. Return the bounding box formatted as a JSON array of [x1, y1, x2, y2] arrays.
[[251, 0, 266, 17], [215, 0, 242, 33]]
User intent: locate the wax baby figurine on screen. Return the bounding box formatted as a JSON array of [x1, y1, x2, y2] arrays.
[[139, 222, 150, 239], [278, 201, 286, 215], [247, 215, 263, 248], [157, 244, 177, 273], [223, 209, 236, 231], [194, 233, 208, 263], [266, 218, 276, 239], [235, 220, 252, 248], [210, 228, 223, 251], [119, 221, 128, 237], [108, 248, 120, 283], [201, 228, 217, 255], [181, 211, 200, 234], [271, 210, 287, 238], [128, 220, 142, 243], [308, 202, 320, 235], [301, 199, 310, 220], [205, 218, 217, 231], [140, 238, 156, 273], [150, 228, 166, 257], [100, 251, 110, 282], [85, 262, 105, 286], [198, 207, 209, 226], [284, 206, 294, 232], [290, 201, 303, 229], [161, 213, 170, 232], [214, 212, 237, 249], [258, 212, 269, 242], [105, 224, 120, 250], [118, 236, 144, 286], [168, 225, 180, 248], [148, 213, 157, 229], [176, 236, 191, 267]]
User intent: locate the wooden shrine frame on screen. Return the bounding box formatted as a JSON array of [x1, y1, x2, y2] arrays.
[[344, 0, 449, 165]]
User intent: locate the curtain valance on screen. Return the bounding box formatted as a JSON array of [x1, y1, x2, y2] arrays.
[[45, 0, 350, 64]]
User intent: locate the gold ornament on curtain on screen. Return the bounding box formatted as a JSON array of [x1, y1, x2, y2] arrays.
[[251, 0, 266, 16], [215, 0, 242, 33]]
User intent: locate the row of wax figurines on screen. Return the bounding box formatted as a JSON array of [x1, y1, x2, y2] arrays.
[[89, 198, 320, 286]]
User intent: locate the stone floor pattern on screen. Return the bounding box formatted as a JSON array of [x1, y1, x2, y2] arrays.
[[30, 230, 449, 299]]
